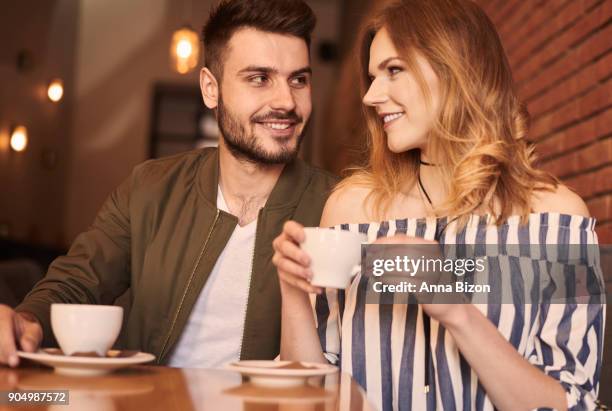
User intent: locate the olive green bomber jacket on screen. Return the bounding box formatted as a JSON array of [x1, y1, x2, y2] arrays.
[[16, 148, 338, 364]]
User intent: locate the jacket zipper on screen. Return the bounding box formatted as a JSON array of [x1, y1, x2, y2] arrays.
[[238, 208, 262, 360], [157, 209, 221, 364]]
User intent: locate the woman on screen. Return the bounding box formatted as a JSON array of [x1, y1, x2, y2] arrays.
[[272, 1, 605, 410]]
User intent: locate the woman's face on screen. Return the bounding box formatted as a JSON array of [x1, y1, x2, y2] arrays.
[[363, 28, 441, 154]]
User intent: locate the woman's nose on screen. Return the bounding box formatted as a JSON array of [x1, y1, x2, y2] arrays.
[[362, 79, 388, 106]]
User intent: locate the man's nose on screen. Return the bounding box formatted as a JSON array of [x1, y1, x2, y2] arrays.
[[270, 83, 297, 112], [362, 78, 388, 106]]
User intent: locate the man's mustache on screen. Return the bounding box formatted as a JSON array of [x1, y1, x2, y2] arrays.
[[251, 111, 302, 123]]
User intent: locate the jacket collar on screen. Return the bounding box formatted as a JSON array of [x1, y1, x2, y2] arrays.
[[197, 147, 311, 211]]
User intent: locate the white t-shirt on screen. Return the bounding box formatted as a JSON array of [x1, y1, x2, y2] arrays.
[[168, 187, 256, 368]]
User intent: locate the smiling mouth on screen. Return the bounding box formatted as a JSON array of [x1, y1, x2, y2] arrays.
[[381, 112, 405, 128], [257, 121, 296, 130], [255, 120, 300, 137]]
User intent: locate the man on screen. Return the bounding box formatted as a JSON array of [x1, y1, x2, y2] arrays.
[[0, 0, 337, 368]]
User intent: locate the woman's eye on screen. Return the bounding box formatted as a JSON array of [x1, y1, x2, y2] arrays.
[[388, 66, 403, 76]]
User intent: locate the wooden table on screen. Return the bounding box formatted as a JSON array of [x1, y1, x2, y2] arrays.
[[0, 364, 375, 411]]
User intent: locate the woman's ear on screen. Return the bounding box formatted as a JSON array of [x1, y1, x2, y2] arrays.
[[200, 67, 219, 109]]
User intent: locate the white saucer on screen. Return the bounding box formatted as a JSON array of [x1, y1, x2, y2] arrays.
[[225, 360, 338, 388], [17, 350, 156, 376]]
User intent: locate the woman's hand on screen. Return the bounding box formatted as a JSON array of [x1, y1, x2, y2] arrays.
[[371, 234, 470, 327], [272, 221, 323, 295], [273, 221, 328, 363]]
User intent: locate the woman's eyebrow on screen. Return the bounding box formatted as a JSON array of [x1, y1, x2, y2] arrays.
[[369, 56, 403, 77]]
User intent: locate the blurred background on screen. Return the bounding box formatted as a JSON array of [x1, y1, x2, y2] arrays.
[[0, 0, 610, 282]]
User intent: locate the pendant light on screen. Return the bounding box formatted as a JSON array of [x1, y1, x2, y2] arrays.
[[10, 125, 28, 152], [170, 0, 200, 74], [47, 78, 64, 102]]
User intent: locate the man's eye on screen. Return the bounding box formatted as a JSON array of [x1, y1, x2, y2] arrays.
[[290, 76, 308, 87], [250, 75, 268, 85]]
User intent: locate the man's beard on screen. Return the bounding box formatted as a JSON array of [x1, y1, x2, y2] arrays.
[[216, 95, 308, 165]]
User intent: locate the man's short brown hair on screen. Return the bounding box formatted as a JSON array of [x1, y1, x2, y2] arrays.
[[202, 0, 316, 79]]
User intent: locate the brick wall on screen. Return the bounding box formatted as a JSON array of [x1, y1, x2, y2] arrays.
[[476, 0, 612, 243]]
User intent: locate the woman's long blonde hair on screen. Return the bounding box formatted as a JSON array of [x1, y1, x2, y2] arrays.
[[338, 0, 557, 226]]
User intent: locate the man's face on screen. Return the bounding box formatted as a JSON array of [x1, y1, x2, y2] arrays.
[[216, 28, 312, 164]]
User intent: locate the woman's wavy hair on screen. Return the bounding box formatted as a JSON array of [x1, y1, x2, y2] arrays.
[[338, 0, 557, 226]]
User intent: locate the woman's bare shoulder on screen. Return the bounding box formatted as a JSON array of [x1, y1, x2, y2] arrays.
[[320, 184, 373, 227], [531, 184, 590, 217]]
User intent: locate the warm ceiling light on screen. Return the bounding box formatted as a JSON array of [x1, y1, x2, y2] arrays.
[[170, 26, 200, 74], [176, 39, 193, 59], [10, 125, 28, 152], [47, 79, 64, 102]]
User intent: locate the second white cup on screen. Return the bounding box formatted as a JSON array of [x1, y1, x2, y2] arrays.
[[51, 304, 123, 357]]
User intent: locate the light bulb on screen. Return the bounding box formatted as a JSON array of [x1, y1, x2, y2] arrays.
[[176, 40, 192, 59], [170, 27, 200, 74], [10, 126, 28, 152], [47, 79, 64, 102]]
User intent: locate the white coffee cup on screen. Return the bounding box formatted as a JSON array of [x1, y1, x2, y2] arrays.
[[50, 304, 123, 357], [301, 227, 367, 289]]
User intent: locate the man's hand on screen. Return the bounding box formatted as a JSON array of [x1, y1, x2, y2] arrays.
[[0, 305, 42, 367]]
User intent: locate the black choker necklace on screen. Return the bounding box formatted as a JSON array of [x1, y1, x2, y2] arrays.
[[417, 173, 434, 207]]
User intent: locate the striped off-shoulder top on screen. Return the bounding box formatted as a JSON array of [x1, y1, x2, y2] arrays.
[[315, 213, 606, 411]]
